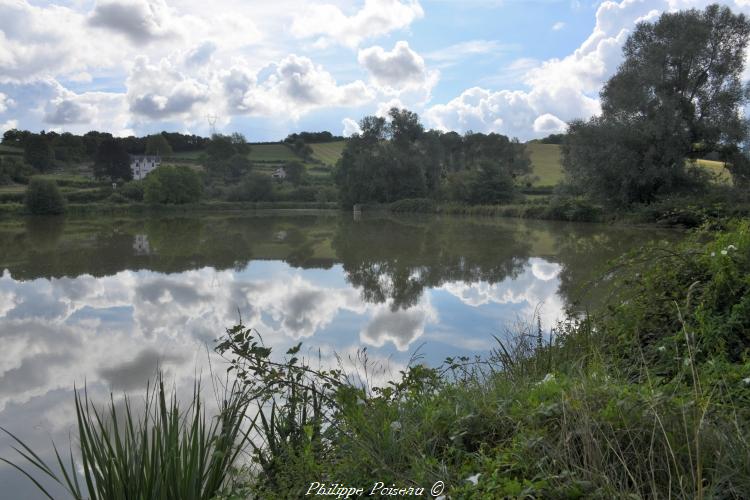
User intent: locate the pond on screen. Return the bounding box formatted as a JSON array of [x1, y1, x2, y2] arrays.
[[0, 211, 679, 498]]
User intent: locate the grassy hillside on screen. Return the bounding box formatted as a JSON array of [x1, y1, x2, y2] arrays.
[[524, 143, 735, 187], [248, 143, 299, 162], [310, 141, 345, 165], [525, 143, 565, 187]]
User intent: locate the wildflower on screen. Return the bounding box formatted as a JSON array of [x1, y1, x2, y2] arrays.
[[743, 377, 750, 385], [465, 473, 481, 485], [727, 244, 737, 251], [390, 421, 402, 432], [683, 358, 691, 367], [711, 252, 716, 257], [657, 346, 666, 352], [721, 249, 728, 255]]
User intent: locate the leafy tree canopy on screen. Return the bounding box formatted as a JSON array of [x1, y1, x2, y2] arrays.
[[144, 166, 202, 204], [563, 4, 750, 204], [94, 139, 132, 182]]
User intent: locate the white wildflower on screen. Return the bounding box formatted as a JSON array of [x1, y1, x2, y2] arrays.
[[683, 358, 691, 367], [743, 377, 750, 385], [657, 346, 666, 352], [721, 249, 728, 256], [727, 244, 737, 251], [465, 473, 481, 485], [711, 252, 716, 257], [390, 421, 402, 432]]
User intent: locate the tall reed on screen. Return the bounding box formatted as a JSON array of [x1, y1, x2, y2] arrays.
[[1, 375, 251, 500]]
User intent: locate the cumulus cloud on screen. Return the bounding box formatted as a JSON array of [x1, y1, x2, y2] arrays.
[[552, 21, 566, 31], [358, 41, 437, 94], [291, 0, 424, 48], [88, 0, 177, 44], [40, 83, 129, 134], [0, 119, 18, 134], [0, 1, 112, 82], [127, 56, 211, 120], [533, 113, 567, 134], [342, 117, 362, 136], [222, 55, 373, 119]]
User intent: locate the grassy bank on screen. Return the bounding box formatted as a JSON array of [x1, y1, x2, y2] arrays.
[[384, 193, 750, 228]]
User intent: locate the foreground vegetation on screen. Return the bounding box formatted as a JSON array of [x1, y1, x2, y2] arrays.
[[4, 220, 749, 498]]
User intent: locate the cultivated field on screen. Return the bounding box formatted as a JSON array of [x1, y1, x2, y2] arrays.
[[310, 141, 345, 165], [248, 143, 299, 162]]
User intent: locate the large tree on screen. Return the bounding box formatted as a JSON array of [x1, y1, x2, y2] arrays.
[[23, 134, 54, 172], [94, 139, 132, 181], [145, 134, 173, 156], [563, 4, 750, 204]]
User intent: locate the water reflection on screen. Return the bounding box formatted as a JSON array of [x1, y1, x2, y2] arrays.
[[0, 213, 678, 498]]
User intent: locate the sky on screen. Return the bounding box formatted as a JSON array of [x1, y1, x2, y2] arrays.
[[1, 0, 749, 142]]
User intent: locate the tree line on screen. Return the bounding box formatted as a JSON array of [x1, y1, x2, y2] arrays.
[[335, 108, 531, 207]]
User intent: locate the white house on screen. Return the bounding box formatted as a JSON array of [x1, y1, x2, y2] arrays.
[[130, 155, 161, 180]]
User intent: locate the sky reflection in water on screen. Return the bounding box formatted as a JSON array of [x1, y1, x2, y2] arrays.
[[0, 213, 677, 498]]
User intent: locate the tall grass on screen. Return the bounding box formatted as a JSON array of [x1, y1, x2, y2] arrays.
[[1, 375, 251, 500]]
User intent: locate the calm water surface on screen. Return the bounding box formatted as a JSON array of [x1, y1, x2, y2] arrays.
[[0, 212, 679, 498]]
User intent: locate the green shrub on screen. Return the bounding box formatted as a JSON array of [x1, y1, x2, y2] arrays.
[[107, 192, 130, 204], [120, 180, 145, 201], [144, 166, 202, 204], [65, 188, 111, 203], [226, 173, 274, 202], [24, 178, 66, 214]]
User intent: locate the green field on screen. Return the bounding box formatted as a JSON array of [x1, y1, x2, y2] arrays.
[[525, 143, 565, 187], [248, 143, 299, 162], [524, 143, 734, 187], [694, 158, 733, 184], [310, 141, 345, 165]]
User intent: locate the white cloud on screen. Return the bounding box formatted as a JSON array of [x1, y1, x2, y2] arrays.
[[88, 0, 178, 45], [222, 55, 374, 119], [291, 0, 424, 48], [533, 113, 567, 134], [0, 119, 18, 135], [126, 56, 211, 121], [0, 1, 114, 83], [342, 117, 362, 136], [552, 21, 566, 31], [358, 41, 437, 93]]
